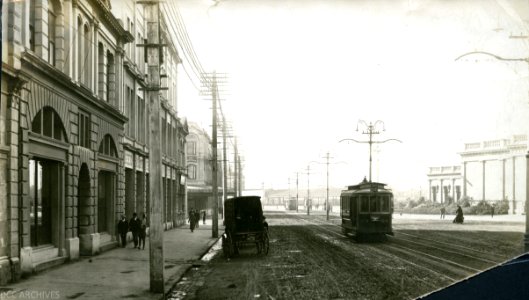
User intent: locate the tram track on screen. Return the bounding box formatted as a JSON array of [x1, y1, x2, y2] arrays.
[[392, 227, 512, 262], [290, 214, 460, 287], [289, 212, 502, 285]]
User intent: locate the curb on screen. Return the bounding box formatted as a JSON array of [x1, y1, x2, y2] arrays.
[[162, 237, 221, 299]]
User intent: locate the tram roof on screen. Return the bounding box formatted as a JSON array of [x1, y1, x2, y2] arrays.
[[344, 181, 389, 192]]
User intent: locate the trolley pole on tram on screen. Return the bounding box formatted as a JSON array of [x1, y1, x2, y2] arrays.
[[455, 51, 529, 252], [340, 120, 401, 183]]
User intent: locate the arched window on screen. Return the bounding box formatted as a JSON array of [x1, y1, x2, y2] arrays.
[[31, 106, 67, 142], [98, 134, 118, 158]]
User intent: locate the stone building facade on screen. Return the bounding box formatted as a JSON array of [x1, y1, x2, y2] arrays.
[[427, 135, 527, 214], [186, 122, 234, 214], [1, 0, 188, 284], [186, 122, 214, 212], [460, 135, 527, 214]]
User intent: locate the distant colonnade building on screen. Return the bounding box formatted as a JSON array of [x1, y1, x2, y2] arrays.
[[427, 134, 527, 214]]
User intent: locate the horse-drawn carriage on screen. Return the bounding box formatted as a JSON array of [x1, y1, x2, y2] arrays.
[[222, 196, 269, 258]]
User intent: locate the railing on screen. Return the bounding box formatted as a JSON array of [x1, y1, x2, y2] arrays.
[[483, 140, 501, 148], [429, 166, 460, 174]]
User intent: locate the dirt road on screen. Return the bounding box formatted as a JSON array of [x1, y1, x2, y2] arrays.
[[168, 211, 525, 300]]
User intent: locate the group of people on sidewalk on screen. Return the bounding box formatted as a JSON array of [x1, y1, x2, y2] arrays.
[[188, 209, 206, 232], [117, 212, 148, 249]]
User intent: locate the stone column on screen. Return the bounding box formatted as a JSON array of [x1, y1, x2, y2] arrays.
[[513, 157, 516, 207], [502, 159, 506, 201], [463, 162, 467, 199], [440, 179, 444, 204], [115, 44, 124, 110], [92, 20, 99, 96], [452, 178, 456, 204], [34, 0, 49, 61], [428, 179, 432, 202], [482, 160, 486, 201]]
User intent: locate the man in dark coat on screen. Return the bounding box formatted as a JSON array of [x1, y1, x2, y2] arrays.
[[117, 215, 129, 248], [129, 212, 142, 248]]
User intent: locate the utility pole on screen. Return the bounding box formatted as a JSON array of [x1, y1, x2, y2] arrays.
[[144, 0, 164, 293], [233, 138, 238, 197], [288, 177, 291, 205], [306, 165, 311, 216], [238, 155, 242, 196], [296, 172, 299, 213], [222, 114, 227, 219], [325, 152, 330, 221], [211, 72, 219, 238]]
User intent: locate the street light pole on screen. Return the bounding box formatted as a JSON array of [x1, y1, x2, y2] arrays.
[[296, 172, 299, 213], [456, 51, 529, 252], [340, 120, 402, 183], [306, 165, 311, 216], [325, 152, 330, 221]]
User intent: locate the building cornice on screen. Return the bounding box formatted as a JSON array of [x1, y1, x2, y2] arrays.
[[91, 0, 134, 43]]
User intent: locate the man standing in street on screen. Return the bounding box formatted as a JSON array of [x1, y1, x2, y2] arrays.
[[129, 212, 141, 249], [117, 215, 129, 248]]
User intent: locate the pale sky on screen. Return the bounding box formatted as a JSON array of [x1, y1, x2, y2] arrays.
[[172, 0, 529, 192]]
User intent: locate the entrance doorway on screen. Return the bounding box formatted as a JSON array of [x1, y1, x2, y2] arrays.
[[98, 171, 115, 233], [29, 158, 61, 247], [78, 164, 91, 236]]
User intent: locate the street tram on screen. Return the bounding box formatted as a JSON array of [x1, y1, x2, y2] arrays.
[[285, 197, 297, 211], [340, 178, 394, 241]]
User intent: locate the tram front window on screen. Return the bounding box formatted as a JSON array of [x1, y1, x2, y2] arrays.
[[360, 195, 369, 212], [381, 196, 389, 212]]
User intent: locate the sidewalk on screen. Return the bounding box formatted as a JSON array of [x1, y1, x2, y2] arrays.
[[1, 222, 220, 300]]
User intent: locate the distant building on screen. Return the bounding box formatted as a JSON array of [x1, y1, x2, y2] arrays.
[[186, 122, 214, 212], [427, 166, 462, 204], [427, 135, 527, 214]]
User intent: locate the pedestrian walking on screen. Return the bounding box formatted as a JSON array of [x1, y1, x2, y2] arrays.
[[202, 210, 206, 225], [129, 212, 141, 248], [139, 213, 147, 250], [491, 205, 495, 218], [453, 205, 464, 224], [189, 210, 196, 232], [195, 210, 200, 229], [117, 215, 128, 248], [440, 207, 446, 219]]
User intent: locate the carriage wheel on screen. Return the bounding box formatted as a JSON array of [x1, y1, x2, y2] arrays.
[[262, 230, 270, 255], [256, 239, 262, 254]]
